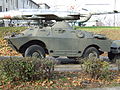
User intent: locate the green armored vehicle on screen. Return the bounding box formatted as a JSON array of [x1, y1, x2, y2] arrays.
[[5, 21, 120, 61]]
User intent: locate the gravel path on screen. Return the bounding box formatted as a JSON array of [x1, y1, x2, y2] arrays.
[[83, 86, 120, 90]]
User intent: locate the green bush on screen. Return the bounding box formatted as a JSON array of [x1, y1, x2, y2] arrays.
[[81, 58, 113, 80], [0, 57, 56, 82]]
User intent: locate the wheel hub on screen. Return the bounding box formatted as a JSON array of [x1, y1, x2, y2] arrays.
[[32, 51, 43, 58], [88, 51, 98, 58]]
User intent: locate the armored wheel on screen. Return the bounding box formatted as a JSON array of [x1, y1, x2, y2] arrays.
[[108, 52, 120, 63], [83, 47, 99, 58], [24, 45, 45, 58]]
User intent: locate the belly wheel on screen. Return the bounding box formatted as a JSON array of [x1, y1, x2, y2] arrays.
[[24, 45, 45, 59], [83, 47, 99, 59]]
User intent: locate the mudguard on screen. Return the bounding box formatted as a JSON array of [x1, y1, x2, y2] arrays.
[[110, 40, 120, 54]]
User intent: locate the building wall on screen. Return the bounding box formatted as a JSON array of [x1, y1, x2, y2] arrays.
[[39, 3, 50, 9], [0, 3, 3, 12], [0, 0, 40, 26], [0, 0, 5, 12], [0, 0, 39, 12], [0, 0, 50, 27], [0, 0, 50, 12], [18, 0, 39, 9]]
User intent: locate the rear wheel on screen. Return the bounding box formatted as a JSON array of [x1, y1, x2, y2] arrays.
[[24, 45, 45, 58], [83, 47, 99, 58], [108, 52, 120, 63]]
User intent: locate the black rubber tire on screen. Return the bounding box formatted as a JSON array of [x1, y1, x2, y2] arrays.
[[24, 45, 45, 58], [83, 47, 99, 58], [108, 52, 115, 61], [108, 52, 120, 63]]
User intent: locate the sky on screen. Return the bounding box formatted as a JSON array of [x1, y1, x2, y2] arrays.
[[32, 0, 120, 26]]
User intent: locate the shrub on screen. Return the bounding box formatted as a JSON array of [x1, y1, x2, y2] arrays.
[[0, 57, 56, 82], [81, 58, 113, 80]]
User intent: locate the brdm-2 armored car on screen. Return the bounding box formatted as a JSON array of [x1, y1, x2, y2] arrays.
[[5, 21, 120, 61]]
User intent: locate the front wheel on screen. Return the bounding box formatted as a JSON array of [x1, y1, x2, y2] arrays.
[[83, 47, 99, 58], [24, 45, 45, 58]]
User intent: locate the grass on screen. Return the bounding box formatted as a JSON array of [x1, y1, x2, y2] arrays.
[[0, 27, 26, 38], [77, 26, 120, 31], [0, 27, 26, 56], [76, 26, 120, 30], [76, 26, 120, 40]]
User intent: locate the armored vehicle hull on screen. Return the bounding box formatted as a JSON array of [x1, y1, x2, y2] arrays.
[[5, 21, 119, 60]]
